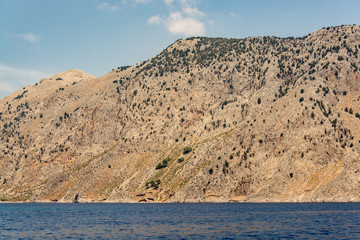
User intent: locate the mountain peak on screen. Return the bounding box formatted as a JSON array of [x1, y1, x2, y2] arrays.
[[40, 69, 95, 84]]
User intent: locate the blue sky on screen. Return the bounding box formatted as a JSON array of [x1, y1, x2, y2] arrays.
[[1, 0, 360, 98]]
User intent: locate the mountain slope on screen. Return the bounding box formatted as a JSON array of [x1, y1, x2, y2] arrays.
[[1, 25, 360, 202]]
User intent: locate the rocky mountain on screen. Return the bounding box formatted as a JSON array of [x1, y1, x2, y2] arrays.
[[1, 25, 360, 203]]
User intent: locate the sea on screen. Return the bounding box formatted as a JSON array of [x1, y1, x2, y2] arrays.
[[0, 202, 359, 239]]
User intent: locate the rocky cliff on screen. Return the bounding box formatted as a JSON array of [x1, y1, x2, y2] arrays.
[[1, 25, 360, 202]]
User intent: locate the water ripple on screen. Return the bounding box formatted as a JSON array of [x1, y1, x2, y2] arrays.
[[0, 202, 359, 239]]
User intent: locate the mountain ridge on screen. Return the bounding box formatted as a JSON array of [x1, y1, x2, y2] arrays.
[[1, 25, 360, 202]]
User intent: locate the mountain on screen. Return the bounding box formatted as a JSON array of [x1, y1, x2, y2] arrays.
[[1, 25, 360, 203]]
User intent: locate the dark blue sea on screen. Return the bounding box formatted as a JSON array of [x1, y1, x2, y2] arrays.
[[0, 203, 359, 239]]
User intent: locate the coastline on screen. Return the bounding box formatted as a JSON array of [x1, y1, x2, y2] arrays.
[[2, 199, 360, 204]]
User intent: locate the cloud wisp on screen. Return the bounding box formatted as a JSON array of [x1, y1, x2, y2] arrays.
[[182, 7, 205, 17], [0, 64, 50, 98], [14, 33, 41, 43], [163, 0, 174, 5], [165, 0, 196, 7], [147, 15, 162, 25], [229, 12, 243, 21], [134, 0, 152, 3], [97, 2, 120, 10]]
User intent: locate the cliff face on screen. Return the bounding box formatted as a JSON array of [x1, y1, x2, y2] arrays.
[[1, 25, 360, 203]]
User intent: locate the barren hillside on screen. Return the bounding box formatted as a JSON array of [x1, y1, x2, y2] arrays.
[[1, 25, 360, 202]]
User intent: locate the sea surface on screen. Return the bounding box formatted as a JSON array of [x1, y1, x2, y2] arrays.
[[0, 202, 359, 239]]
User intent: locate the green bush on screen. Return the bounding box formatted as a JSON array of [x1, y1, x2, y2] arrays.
[[146, 179, 161, 189], [155, 163, 166, 169], [156, 158, 170, 169], [183, 147, 192, 154], [178, 157, 184, 163]]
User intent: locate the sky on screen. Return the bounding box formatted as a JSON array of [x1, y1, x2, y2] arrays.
[[1, 0, 360, 98]]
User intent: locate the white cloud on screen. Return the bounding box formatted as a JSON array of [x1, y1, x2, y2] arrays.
[[166, 12, 205, 36], [182, 6, 204, 17], [97, 2, 120, 10], [97, 2, 109, 9], [0, 64, 50, 98], [147, 15, 162, 25], [148, 0, 207, 36], [14, 33, 41, 43], [229, 12, 243, 21]]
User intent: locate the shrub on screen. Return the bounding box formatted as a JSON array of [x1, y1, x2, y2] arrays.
[[155, 163, 166, 169], [257, 97, 261, 104], [299, 97, 304, 102], [146, 180, 161, 189], [183, 147, 192, 154], [178, 157, 184, 163], [156, 158, 169, 169]]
